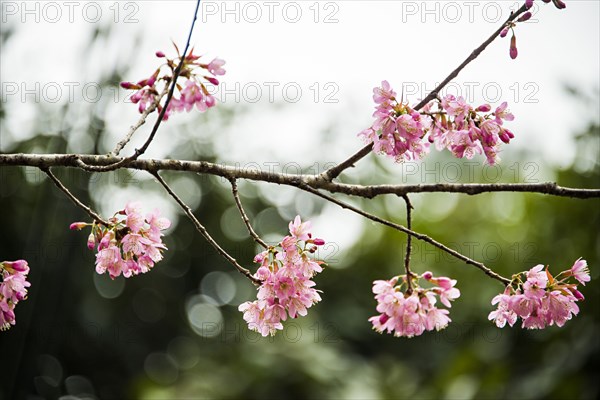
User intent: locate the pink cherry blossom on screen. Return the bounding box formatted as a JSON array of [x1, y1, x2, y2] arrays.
[[373, 80, 396, 104], [369, 272, 460, 338], [488, 292, 517, 328], [494, 102, 515, 124], [489, 259, 588, 329], [239, 216, 325, 336], [207, 58, 226, 76], [125, 202, 145, 233], [441, 95, 472, 121], [72, 202, 171, 280], [1, 259, 32, 331], [360, 82, 517, 165], [121, 48, 226, 120], [289, 215, 312, 241], [570, 258, 590, 285]]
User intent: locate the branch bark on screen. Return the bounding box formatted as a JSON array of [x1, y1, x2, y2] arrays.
[[3, 154, 598, 199], [41, 167, 109, 226]]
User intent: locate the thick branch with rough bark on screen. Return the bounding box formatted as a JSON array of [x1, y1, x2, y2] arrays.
[[1, 154, 598, 200]]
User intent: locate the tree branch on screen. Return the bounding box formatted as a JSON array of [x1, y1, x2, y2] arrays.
[[229, 179, 269, 249], [151, 171, 260, 285], [403, 194, 414, 293], [3, 154, 598, 199], [112, 84, 170, 156], [320, 3, 530, 181], [297, 183, 512, 285], [41, 167, 109, 226]]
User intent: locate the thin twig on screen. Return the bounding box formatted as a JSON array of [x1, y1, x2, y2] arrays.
[[41, 167, 109, 226], [151, 171, 260, 285], [229, 179, 268, 249], [112, 84, 170, 156], [320, 3, 529, 182], [402, 194, 414, 293], [298, 182, 511, 285], [78, 0, 203, 172]]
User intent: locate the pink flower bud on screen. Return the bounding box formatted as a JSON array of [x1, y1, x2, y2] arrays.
[[570, 288, 585, 300], [525, 0, 534, 9], [510, 35, 518, 59], [2, 260, 29, 273], [120, 82, 140, 90], [70, 222, 88, 230], [205, 76, 219, 85], [552, 0, 566, 9], [155, 51, 166, 58], [518, 12, 532, 22], [476, 104, 491, 112], [146, 71, 159, 87], [313, 238, 325, 246], [500, 27, 509, 38], [378, 313, 390, 324], [87, 233, 96, 250], [422, 271, 433, 280]]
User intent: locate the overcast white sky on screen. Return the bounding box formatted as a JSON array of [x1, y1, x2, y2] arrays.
[[1, 0, 599, 246]]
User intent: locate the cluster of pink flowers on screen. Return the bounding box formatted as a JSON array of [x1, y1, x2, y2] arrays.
[[369, 271, 461, 338], [121, 47, 225, 120], [358, 81, 430, 163], [71, 202, 171, 279], [0, 260, 31, 331], [359, 81, 516, 165], [489, 258, 589, 329], [238, 216, 326, 337]]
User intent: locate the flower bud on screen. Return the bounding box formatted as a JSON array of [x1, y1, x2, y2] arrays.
[[155, 51, 166, 58], [570, 288, 585, 300], [552, 0, 566, 9], [313, 238, 326, 246], [500, 27, 510, 38], [2, 260, 29, 273], [476, 104, 491, 112], [510, 34, 518, 59], [120, 81, 140, 90], [87, 233, 96, 250], [525, 0, 534, 9], [146, 70, 159, 87], [70, 222, 88, 230], [518, 12, 532, 22], [204, 76, 219, 85], [422, 271, 433, 280]]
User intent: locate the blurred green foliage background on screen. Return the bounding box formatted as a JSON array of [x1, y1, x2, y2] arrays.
[[1, 23, 599, 400]]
